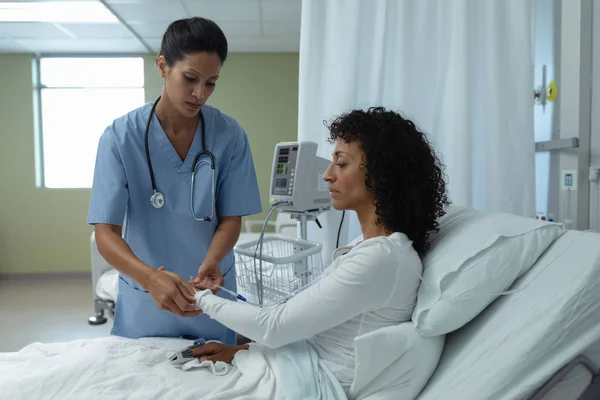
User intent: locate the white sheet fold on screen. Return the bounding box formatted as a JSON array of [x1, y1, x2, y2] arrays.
[[180, 358, 232, 375]]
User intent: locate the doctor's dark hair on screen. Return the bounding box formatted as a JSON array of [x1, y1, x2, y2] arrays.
[[326, 107, 449, 254], [159, 17, 228, 66]]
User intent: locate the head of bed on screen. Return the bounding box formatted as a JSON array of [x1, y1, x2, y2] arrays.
[[351, 205, 600, 400]]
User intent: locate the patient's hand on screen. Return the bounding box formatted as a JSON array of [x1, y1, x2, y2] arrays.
[[188, 275, 217, 291], [192, 342, 250, 364]]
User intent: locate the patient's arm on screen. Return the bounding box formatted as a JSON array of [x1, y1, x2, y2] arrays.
[[195, 239, 419, 348]]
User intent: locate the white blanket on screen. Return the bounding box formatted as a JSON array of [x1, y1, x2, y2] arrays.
[[0, 336, 346, 400]]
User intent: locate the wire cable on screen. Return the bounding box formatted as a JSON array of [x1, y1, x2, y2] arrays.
[[336, 210, 345, 248], [253, 201, 291, 305]]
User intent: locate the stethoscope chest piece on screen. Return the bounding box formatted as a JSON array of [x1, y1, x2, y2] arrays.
[[150, 191, 165, 209]]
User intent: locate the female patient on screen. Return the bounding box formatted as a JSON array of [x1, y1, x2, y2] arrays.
[[190, 107, 449, 393]]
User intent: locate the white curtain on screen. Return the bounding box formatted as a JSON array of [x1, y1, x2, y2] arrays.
[[298, 0, 535, 262]]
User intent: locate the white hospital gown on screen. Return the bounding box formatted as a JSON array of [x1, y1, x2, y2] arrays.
[[195, 232, 423, 393]]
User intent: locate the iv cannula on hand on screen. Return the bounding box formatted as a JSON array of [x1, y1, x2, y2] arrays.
[[190, 277, 251, 304], [214, 284, 247, 302]]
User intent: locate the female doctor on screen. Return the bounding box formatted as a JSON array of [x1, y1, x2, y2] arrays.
[[88, 17, 262, 345]]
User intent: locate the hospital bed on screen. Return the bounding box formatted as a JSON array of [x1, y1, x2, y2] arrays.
[[85, 219, 600, 399]]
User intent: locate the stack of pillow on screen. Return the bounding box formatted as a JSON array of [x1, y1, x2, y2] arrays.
[[412, 204, 565, 337]]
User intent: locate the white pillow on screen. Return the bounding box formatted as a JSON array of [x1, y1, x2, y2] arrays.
[[412, 205, 565, 337], [349, 322, 444, 400]]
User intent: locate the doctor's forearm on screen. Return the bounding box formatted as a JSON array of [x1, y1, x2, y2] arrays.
[[204, 216, 242, 264], [94, 224, 155, 288]]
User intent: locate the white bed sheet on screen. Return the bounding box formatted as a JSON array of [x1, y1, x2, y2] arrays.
[[417, 230, 600, 400], [137, 336, 194, 350], [96, 268, 119, 301], [0, 335, 346, 400]]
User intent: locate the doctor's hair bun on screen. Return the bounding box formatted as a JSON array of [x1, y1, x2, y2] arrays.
[[326, 107, 449, 254], [159, 17, 228, 66]]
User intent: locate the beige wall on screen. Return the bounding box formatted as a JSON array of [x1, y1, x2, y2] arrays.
[[0, 53, 298, 274]]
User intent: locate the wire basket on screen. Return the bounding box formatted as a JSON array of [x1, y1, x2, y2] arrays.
[[234, 234, 324, 306]]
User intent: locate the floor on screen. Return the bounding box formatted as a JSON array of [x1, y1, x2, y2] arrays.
[[0, 274, 112, 352]]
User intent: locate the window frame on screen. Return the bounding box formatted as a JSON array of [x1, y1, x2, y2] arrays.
[[32, 53, 147, 189]]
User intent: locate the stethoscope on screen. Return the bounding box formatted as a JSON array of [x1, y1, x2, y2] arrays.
[[144, 96, 216, 222]]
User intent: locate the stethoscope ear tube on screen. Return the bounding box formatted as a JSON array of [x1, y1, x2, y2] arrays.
[[145, 96, 161, 205], [145, 95, 216, 220], [190, 161, 216, 222]]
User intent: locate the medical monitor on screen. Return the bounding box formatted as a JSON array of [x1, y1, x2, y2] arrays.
[[269, 141, 332, 213]]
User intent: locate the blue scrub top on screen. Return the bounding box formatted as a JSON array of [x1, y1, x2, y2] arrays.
[[88, 102, 262, 344]]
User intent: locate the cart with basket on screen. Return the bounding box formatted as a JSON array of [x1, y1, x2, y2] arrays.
[[234, 234, 325, 306]]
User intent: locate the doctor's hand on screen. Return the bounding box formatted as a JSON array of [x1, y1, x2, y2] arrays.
[[192, 260, 224, 293], [192, 342, 249, 365], [146, 267, 202, 318]]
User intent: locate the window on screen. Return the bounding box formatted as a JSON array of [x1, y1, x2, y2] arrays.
[[34, 57, 145, 189]]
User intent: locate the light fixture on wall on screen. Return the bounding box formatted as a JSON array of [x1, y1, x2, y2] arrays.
[[0, 2, 118, 23]]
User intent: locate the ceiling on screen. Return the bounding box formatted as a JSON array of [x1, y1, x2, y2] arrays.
[[0, 0, 302, 54]]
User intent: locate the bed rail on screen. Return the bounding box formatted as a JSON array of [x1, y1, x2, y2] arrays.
[[529, 355, 598, 400], [579, 372, 600, 400]]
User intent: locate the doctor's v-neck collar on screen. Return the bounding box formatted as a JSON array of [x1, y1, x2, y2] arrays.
[[149, 107, 207, 173]]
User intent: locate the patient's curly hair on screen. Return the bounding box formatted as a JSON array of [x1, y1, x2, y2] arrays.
[[327, 107, 449, 254]]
